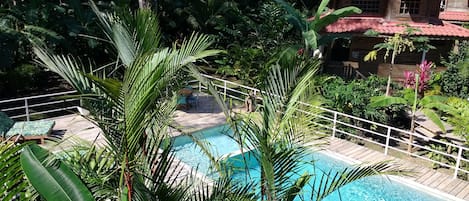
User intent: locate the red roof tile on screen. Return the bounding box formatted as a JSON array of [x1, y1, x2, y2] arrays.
[[324, 17, 469, 38], [439, 11, 469, 22]]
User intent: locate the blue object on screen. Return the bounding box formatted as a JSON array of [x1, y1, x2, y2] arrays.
[[171, 125, 447, 201]]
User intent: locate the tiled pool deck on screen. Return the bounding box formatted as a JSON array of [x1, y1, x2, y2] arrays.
[[45, 93, 469, 200]]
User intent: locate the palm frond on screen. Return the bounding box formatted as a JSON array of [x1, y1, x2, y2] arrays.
[[194, 177, 257, 201], [0, 141, 35, 201], [61, 144, 120, 200], [33, 46, 95, 94]]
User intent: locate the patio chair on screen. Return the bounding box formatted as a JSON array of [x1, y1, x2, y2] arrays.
[[0, 112, 55, 144], [177, 95, 190, 110]]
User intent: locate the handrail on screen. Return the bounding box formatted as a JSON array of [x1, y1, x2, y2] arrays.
[[1, 75, 467, 179], [0, 90, 79, 121], [0, 90, 77, 103], [199, 74, 469, 179]]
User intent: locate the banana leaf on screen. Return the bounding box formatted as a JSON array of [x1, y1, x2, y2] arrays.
[[20, 144, 95, 201]]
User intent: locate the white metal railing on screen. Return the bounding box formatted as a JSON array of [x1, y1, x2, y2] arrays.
[[1, 75, 468, 179], [0, 91, 79, 120], [199, 74, 469, 179]]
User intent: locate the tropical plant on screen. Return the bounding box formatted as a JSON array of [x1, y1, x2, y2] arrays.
[[275, 0, 361, 54], [364, 25, 417, 96], [440, 41, 469, 98], [403, 60, 434, 94], [32, 2, 227, 200], [0, 141, 35, 200], [0, 0, 118, 97], [20, 144, 95, 201], [203, 49, 405, 200], [445, 97, 469, 142], [370, 83, 456, 152]]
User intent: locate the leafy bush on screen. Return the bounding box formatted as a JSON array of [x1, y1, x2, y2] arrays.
[[440, 41, 469, 98], [321, 75, 405, 126], [446, 97, 469, 141]]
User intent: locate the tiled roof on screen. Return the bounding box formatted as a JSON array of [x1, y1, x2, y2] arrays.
[[324, 17, 469, 38], [439, 11, 469, 22]]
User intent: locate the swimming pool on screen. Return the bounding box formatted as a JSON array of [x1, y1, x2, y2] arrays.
[[171, 124, 451, 201]]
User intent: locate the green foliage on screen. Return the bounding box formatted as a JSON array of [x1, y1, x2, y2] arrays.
[[20, 144, 94, 201], [425, 142, 455, 169], [0, 0, 117, 97], [440, 41, 469, 98], [446, 97, 469, 141], [61, 145, 119, 200], [275, 0, 361, 52], [321, 75, 401, 124], [209, 1, 297, 87], [211, 52, 404, 200], [33, 4, 229, 200], [370, 87, 453, 133], [0, 141, 36, 200], [364, 32, 415, 62]]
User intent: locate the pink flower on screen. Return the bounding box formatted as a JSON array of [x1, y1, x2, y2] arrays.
[[297, 48, 304, 55], [403, 71, 415, 88], [403, 60, 433, 93]]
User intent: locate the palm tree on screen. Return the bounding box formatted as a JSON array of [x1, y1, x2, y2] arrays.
[[196, 48, 405, 201], [29, 2, 225, 200]]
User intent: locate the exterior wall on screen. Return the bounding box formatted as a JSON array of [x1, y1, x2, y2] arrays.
[[387, 0, 441, 21], [445, 0, 469, 11], [325, 37, 453, 81], [331, 0, 441, 21], [377, 64, 447, 81]]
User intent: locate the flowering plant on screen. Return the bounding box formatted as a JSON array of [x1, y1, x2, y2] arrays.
[[403, 60, 433, 93]]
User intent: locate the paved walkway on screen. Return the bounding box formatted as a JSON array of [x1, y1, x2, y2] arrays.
[[43, 94, 469, 200]]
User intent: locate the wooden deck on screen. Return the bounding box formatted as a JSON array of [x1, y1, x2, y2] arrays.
[[43, 94, 469, 200], [325, 137, 469, 201]]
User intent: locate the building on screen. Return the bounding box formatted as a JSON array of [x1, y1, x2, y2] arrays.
[[322, 0, 469, 81], [439, 0, 469, 25]]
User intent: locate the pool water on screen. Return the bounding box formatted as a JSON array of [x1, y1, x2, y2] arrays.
[[172, 124, 447, 201], [172, 124, 242, 174]]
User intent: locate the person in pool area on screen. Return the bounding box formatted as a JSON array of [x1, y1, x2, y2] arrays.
[[244, 91, 256, 112]]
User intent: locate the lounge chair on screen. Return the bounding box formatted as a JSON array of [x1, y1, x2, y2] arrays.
[[0, 112, 55, 144]]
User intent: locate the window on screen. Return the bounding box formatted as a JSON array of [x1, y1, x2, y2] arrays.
[[400, 0, 420, 14], [351, 0, 380, 13], [440, 0, 446, 10]]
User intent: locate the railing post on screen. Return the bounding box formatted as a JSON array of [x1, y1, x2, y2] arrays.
[[223, 81, 227, 100], [332, 112, 338, 138], [24, 99, 30, 121], [384, 127, 391, 155], [198, 81, 202, 92], [454, 147, 463, 179]]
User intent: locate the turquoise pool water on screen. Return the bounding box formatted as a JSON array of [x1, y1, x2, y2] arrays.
[[172, 124, 241, 174], [172, 124, 447, 201]]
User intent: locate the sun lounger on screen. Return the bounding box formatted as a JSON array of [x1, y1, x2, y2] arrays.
[[0, 112, 55, 144]]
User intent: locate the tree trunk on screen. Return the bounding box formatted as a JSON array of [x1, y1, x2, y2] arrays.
[[408, 74, 419, 154], [420, 50, 427, 64], [385, 48, 397, 96], [138, 0, 146, 9]]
